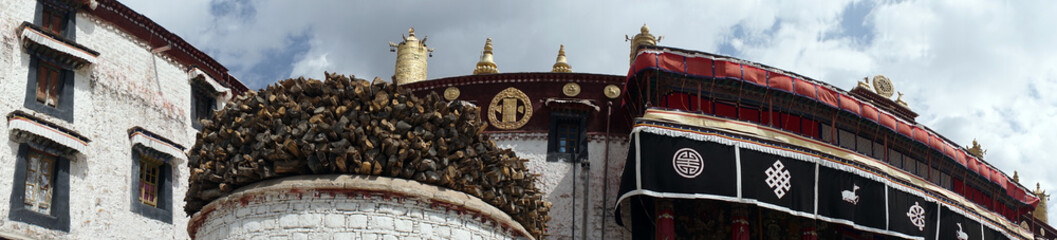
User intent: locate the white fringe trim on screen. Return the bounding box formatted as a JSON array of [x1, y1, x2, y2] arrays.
[[189, 67, 231, 95], [130, 132, 186, 161], [21, 27, 97, 64], [8, 117, 86, 154]]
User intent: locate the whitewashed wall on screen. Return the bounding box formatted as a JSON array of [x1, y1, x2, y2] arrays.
[[493, 133, 630, 240], [0, 0, 206, 238], [192, 175, 529, 240]]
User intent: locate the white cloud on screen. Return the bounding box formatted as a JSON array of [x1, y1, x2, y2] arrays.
[[289, 52, 331, 81]]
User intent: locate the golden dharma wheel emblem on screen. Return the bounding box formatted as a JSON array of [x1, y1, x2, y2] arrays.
[[562, 82, 581, 97], [872, 75, 895, 98], [443, 87, 460, 101], [488, 87, 533, 129], [604, 84, 621, 99]]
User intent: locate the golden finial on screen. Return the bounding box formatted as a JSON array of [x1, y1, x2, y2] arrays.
[[552, 45, 572, 73], [1014, 171, 1020, 183], [895, 92, 909, 108], [857, 77, 872, 90], [1036, 182, 1050, 223], [390, 27, 433, 85], [626, 24, 662, 64], [966, 138, 986, 159], [473, 38, 499, 75]]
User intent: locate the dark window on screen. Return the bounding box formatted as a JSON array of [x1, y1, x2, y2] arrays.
[[35, 61, 63, 107], [130, 150, 172, 223], [9, 144, 70, 231], [191, 79, 217, 130], [556, 122, 580, 153], [22, 1, 76, 122], [24, 148, 56, 214], [35, 1, 74, 39], [41, 6, 65, 35], [547, 111, 588, 162]]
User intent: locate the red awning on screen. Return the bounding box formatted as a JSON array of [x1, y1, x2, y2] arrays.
[[767, 74, 794, 92], [879, 113, 897, 131], [861, 104, 879, 122], [794, 78, 817, 98], [954, 149, 967, 166], [716, 61, 742, 80], [743, 66, 768, 86], [839, 94, 861, 114], [816, 86, 840, 108], [632, 52, 657, 73], [686, 56, 714, 77], [659, 52, 684, 73]]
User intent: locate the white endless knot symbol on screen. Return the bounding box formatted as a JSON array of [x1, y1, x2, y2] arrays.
[[906, 202, 926, 231], [672, 148, 703, 178], [764, 160, 792, 199]]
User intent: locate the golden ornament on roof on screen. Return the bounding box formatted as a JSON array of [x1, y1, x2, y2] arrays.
[[488, 87, 532, 129], [872, 75, 894, 98], [552, 45, 572, 73], [604, 84, 621, 99], [562, 82, 581, 97], [473, 38, 499, 75], [443, 87, 460, 101]]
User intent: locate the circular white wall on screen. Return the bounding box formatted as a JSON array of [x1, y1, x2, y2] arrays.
[[189, 175, 532, 240]]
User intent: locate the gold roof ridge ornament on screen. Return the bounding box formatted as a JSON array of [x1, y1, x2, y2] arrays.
[[389, 27, 434, 85], [473, 38, 499, 75], [895, 92, 909, 108], [551, 44, 572, 73], [1036, 182, 1050, 224], [966, 138, 986, 159], [488, 87, 532, 129], [872, 75, 895, 98], [857, 77, 872, 91], [626, 24, 662, 65]]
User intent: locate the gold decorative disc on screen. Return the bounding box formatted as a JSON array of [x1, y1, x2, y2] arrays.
[[604, 84, 621, 99], [443, 87, 460, 101], [487, 87, 533, 130], [562, 82, 581, 97], [872, 75, 895, 98]]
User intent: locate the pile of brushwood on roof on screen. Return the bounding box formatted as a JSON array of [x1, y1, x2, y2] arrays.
[[184, 73, 550, 238]]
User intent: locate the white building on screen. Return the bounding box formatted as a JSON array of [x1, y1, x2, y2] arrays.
[[0, 0, 245, 238]]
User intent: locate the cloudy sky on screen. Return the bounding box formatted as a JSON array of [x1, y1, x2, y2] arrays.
[[123, 0, 1057, 216]]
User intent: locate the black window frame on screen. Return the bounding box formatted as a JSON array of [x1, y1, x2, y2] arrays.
[[24, 1, 77, 122], [8, 144, 70, 232], [546, 111, 588, 163], [129, 148, 173, 224], [190, 77, 217, 130], [34, 0, 75, 40]]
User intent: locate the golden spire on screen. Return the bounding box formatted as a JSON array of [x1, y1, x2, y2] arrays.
[[473, 38, 498, 75], [1035, 183, 1050, 223], [626, 24, 662, 64], [966, 138, 986, 159], [1014, 171, 1020, 183], [389, 27, 433, 85], [551, 45, 572, 73]]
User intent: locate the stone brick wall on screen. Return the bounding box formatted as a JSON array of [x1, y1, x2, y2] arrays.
[[191, 175, 529, 240], [0, 1, 210, 238], [492, 133, 631, 240]]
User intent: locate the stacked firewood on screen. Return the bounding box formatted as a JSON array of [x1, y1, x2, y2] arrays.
[[184, 73, 550, 238]]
